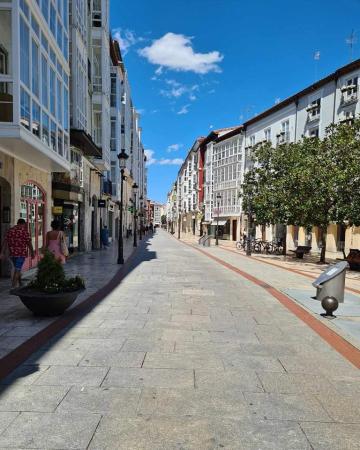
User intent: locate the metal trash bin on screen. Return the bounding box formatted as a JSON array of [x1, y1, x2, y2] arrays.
[[312, 261, 349, 304]]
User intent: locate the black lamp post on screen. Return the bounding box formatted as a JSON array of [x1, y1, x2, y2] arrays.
[[246, 181, 255, 257], [177, 206, 181, 240], [215, 193, 221, 246], [132, 183, 138, 247], [139, 195, 143, 240], [117, 149, 129, 264]]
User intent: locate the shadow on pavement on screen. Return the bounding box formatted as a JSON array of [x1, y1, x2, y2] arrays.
[[0, 233, 157, 389]]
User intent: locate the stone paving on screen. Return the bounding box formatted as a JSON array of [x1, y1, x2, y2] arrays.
[[0, 236, 136, 360], [0, 230, 359, 449]]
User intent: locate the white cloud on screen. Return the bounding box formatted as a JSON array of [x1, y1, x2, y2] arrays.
[[160, 82, 198, 100], [144, 149, 183, 166], [159, 158, 184, 165], [177, 104, 190, 115], [167, 144, 182, 153], [136, 108, 145, 115], [112, 28, 143, 55], [144, 149, 156, 166], [209, 125, 214, 129], [138, 33, 223, 74]]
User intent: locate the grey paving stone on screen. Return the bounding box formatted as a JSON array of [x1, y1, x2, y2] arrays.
[[244, 392, 332, 421], [257, 372, 338, 394], [0, 365, 49, 386], [222, 352, 285, 372], [300, 422, 360, 450], [0, 385, 69, 412], [138, 387, 249, 419], [66, 337, 127, 352], [57, 386, 141, 416], [89, 416, 307, 450], [195, 369, 263, 393], [121, 338, 175, 353], [24, 349, 86, 366], [0, 412, 19, 434], [317, 393, 360, 422], [0, 412, 101, 449], [33, 366, 109, 387], [102, 367, 194, 388], [99, 319, 147, 329], [143, 352, 224, 370], [80, 350, 145, 367]]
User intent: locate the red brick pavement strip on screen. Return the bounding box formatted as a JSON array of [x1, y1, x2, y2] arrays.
[[0, 241, 145, 381], [219, 245, 360, 296], [179, 239, 360, 370]]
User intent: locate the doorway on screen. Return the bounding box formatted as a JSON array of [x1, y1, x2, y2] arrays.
[[0, 177, 11, 277], [232, 220, 237, 241]]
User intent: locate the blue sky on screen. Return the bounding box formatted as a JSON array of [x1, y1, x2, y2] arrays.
[[110, 0, 360, 203]]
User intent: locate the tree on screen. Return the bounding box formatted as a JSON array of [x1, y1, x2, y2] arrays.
[[161, 215, 167, 225], [242, 118, 360, 262]]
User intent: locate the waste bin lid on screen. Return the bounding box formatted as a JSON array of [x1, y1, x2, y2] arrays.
[[312, 261, 349, 288]]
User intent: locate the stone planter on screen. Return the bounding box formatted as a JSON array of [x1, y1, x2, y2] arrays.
[[11, 287, 84, 316]]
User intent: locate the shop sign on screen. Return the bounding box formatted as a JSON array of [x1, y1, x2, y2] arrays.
[[98, 199, 106, 208], [52, 206, 63, 215]]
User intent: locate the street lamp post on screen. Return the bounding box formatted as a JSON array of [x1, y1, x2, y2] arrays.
[[132, 183, 138, 247], [177, 207, 181, 240], [215, 194, 221, 246], [117, 149, 129, 264], [139, 195, 143, 241], [246, 191, 253, 256]]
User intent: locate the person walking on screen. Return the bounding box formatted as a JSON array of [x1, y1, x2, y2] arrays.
[[100, 225, 109, 249], [45, 220, 68, 264], [0, 218, 34, 288]]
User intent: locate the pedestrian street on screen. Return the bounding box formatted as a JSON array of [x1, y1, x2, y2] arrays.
[[0, 230, 359, 449]]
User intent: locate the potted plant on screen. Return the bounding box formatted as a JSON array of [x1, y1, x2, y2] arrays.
[[12, 251, 85, 316]]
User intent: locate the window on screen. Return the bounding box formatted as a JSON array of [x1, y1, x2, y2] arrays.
[[31, 14, 39, 37], [56, 78, 62, 124], [41, 0, 49, 22], [309, 127, 319, 138], [42, 111, 49, 145], [281, 120, 290, 141], [0, 10, 11, 75], [63, 86, 68, 131], [249, 135, 255, 147], [32, 100, 40, 137], [264, 128, 271, 142], [342, 77, 358, 103], [20, 88, 30, 130], [50, 120, 56, 151], [20, 0, 29, 18], [0, 82, 13, 122], [110, 119, 116, 151], [50, 3, 56, 36], [110, 74, 116, 107], [56, 18, 62, 50], [20, 17, 30, 87], [41, 56, 48, 107], [32, 40, 40, 98], [57, 128, 63, 156], [49, 68, 55, 116], [307, 98, 321, 119]]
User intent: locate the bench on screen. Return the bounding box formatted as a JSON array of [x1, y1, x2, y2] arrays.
[[289, 245, 312, 259]]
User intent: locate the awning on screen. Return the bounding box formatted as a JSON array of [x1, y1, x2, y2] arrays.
[[211, 220, 228, 226]]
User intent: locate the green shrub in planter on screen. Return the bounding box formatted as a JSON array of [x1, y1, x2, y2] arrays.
[[30, 251, 85, 293]]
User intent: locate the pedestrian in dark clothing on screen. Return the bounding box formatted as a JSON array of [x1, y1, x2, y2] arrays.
[[100, 225, 109, 249]]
